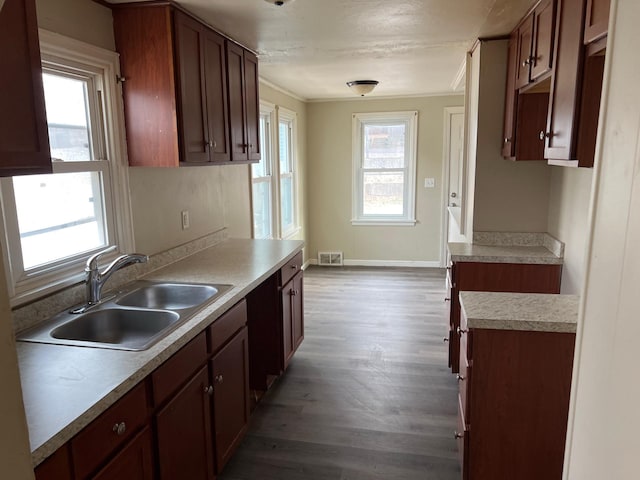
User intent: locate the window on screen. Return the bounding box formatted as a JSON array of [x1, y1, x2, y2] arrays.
[[278, 109, 297, 237], [352, 111, 418, 225], [251, 105, 298, 240], [0, 31, 134, 305], [251, 105, 276, 239]]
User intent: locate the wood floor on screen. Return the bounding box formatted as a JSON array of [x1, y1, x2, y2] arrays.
[[220, 266, 461, 480]]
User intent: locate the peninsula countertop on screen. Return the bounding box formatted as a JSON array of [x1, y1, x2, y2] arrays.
[[459, 291, 579, 333], [17, 238, 304, 466]]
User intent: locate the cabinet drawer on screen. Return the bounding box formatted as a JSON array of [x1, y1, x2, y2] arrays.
[[71, 382, 148, 479], [208, 299, 247, 354], [279, 251, 303, 287], [152, 332, 207, 406]]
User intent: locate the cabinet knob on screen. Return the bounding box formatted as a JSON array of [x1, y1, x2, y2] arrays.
[[457, 374, 465, 381], [204, 385, 214, 396], [215, 374, 224, 385], [291, 288, 300, 296], [443, 337, 449, 343], [450, 192, 457, 198], [291, 264, 298, 269], [454, 431, 464, 439], [444, 297, 450, 302], [522, 57, 533, 67], [456, 326, 468, 335], [504, 137, 511, 144], [539, 130, 553, 141], [112, 422, 126, 436]]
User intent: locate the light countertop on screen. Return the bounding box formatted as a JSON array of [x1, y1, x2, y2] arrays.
[[18, 238, 303, 466], [459, 291, 579, 333], [448, 243, 563, 264]]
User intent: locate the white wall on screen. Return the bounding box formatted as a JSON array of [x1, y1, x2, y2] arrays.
[[307, 95, 464, 264], [564, 1, 640, 478]]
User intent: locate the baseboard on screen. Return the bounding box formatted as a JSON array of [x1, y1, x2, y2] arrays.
[[343, 259, 442, 268], [302, 259, 316, 270]]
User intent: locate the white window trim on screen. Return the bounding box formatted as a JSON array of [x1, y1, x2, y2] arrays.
[[0, 30, 135, 307], [251, 102, 278, 239], [277, 107, 299, 239], [351, 111, 418, 226]]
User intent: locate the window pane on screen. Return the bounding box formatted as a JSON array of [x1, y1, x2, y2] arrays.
[[280, 176, 294, 232], [13, 172, 107, 269], [42, 73, 92, 162], [252, 181, 271, 239], [362, 171, 404, 215], [363, 123, 406, 169], [279, 122, 290, 172]]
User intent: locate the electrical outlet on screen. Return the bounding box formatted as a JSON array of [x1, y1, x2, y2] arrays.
[[424, 178, 436, 188], [181, 210, 190, 230]]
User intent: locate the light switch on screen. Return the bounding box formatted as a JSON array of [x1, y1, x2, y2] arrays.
[[181, 210, 190, 230], [424, 178, 436, 188]]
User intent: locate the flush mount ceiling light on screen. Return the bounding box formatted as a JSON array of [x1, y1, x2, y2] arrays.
[[264, 0, 295, 6], [346, 80, 379, 96]]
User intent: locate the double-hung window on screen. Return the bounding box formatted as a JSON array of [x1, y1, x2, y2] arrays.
[[251, 104, 298, 239], [0, 31, 133, 305], [352, 111, 418, 225]]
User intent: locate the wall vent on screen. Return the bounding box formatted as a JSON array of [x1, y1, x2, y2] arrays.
[[318, 251, 343, 266]]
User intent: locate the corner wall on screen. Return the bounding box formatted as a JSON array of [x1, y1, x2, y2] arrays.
[[306, 95, 464, 265]]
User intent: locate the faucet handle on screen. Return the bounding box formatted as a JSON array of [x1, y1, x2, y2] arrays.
[[86, 246, 117, 271]]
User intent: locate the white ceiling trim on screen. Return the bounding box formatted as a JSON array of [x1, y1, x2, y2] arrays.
[[306, 91, 465, 104], [259, 77, 307, 102], [450, 59, 467, 92]]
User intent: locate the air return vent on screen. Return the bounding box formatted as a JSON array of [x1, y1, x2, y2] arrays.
[[317, 251, 343, 266]]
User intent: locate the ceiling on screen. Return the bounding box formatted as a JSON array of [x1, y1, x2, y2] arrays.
[[106, 0, 535, 101]]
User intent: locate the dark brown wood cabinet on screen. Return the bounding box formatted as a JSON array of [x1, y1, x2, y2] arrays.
[[502, 32, 519, 158], [92, 428, 154, 480], [584, 0, 610, 44], [35, 445, 72, 480], [112, 3, 258, 167], [210, 326, 250, 472], [514, 0, 556, 89], [282, 270, 304, 368], [227, 42, 261, 163], [457, 310, 575, 480], [0, 0, 52, 176], [447, 261, 562, 374]]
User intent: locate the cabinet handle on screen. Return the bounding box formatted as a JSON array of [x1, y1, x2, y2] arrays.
[[112, 422, 126, 436], [504, 137, 511, 144], [454, 431, 464, 439], [215, 374, 224, 385], [457, 374, 465, 381], [444, 297, 450, 302], [204, 385, 214, 396], [456, 326, 468, 335], [291, 264, 298, 269], [443, 337, 449, 343], [291, 288, 299, 296]]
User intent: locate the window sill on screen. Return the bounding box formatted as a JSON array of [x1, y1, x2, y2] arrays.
[[351, 219, 417, 227], [282, 226, 302, 239]]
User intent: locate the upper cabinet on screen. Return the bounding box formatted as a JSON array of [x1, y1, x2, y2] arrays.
[[112, 4, 260, 167], [0, 0, 52, 176], [502, 0, 610, 167]]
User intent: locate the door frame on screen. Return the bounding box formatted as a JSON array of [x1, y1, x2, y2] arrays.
[[440, 106, 465, 267]]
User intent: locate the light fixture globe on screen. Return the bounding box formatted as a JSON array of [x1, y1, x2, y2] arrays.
[[264, 0, 295, 6], [346, 80, 379, 96]]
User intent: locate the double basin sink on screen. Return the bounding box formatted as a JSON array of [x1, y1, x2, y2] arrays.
[[18, 281, 231, 351]]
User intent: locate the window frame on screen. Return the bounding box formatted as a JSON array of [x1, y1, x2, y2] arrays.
[[278, 107, 298, 238], [351, 111, 418, 226], [0, 30, 134, 307], [251, 102, 277, 239]]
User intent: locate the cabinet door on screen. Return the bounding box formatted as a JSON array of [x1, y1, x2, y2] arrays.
[[0, 0, 52, 176], [530, 0, 556, 81], [291, 271, 304, 352], [584, 0, 610, 44], [211, 327, 250, 473], [281, 278, 295, 367], [515, 16, 534, 89], [244, 51, 261, 162], [203, 29, 230, 163], [174, 12, 209, 164], [544, 0, 587, 161], [226, 42, 248, 162], [502, 31, 519, 158], [156, 366, 214, 480], [92, 428, 154, 480], [35, 446, 72, 480]]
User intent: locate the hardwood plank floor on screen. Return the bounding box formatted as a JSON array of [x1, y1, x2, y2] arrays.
[[220, 266, 460, 480]]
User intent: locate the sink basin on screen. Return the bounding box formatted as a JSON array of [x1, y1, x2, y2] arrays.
[[50, 308, 180, 350], [116, 282, 229, 310]]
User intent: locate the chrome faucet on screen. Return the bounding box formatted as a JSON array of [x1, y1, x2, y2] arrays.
[[84, 246, 148, 306]]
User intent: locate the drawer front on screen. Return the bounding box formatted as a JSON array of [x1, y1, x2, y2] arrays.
[[279, 251, 303, 287], [152, 332, 207, 406], [456, 396, 470, 480], [208, 299, 247, 354], [458, 335, 471, 424], [71, 382, 148, 479]]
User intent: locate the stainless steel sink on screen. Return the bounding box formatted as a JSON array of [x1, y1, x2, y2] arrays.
[[50, 308, 180, 350], [17, 280, 232, 351], [116, 283, 229, 310]]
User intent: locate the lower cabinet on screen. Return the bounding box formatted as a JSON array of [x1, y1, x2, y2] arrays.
[[447, 261, 562, 373], [457, 311, 575, 480], [156, 365, 215, 480], [34, 445, 72, 480], [282, 270, 304, 369], [92, 427, 154, 480]]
